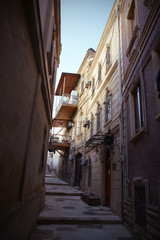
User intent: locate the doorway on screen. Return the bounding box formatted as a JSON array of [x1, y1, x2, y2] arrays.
[[74, 152, 82, 187], [105, 148, 111, 207]]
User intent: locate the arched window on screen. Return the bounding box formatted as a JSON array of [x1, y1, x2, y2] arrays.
[[105, 91, 111, 122], [97, 103, 101, 132]]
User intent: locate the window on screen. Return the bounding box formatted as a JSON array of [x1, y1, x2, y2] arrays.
[[133, 84, 144, 133], [98, 64, 101, 84], [126, 0, 139, 57], [90, 113, 94, 137], [151, 32, 160, 122], [129, 77, 147, 141], [77, 115, 83, 136], [92, 78, 95, 95], [88, 158, 92, 187], [77, 121, 80, 135], [133, 179, 148, 230], [81, 74, 84, 94], [105, 91, 111, 122], [97, 104, 101, 132], [72, 124, 75, 140], [135, 185, 147, 229], [106, 46, 111, 71], [127, 0, 137, 37]]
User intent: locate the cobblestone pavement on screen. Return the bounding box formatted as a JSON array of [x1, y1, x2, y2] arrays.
[[29, 175, 135, 240]]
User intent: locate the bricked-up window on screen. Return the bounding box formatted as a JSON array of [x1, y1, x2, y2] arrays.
[[106, 46, 111, 71], [133, 84, 144, 133], [90, 113, 94, 137], [98, 64, 101, 84], [97, 104, 101, 132], [105, 91, 111, 123]]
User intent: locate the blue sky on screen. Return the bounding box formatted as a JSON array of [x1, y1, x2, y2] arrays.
[[56, 0, 115, 85]]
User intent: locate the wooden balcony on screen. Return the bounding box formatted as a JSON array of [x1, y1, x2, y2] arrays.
[[52, 72, 80, 128], [48, 134, 71, 152]]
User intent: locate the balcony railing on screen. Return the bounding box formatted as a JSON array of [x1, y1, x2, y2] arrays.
[[49, 134, 71, 145], [55, 91, 79, 117]]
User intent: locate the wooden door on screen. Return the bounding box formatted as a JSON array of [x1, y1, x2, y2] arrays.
[[105, 161, 111, 207]]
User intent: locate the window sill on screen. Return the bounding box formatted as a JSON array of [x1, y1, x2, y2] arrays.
[[126, 25, 140, 58], [130, 127, 147, 144], [155, 113, 160, 123]]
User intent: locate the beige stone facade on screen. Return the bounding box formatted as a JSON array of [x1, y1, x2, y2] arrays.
[[56, 0, 125, 216]]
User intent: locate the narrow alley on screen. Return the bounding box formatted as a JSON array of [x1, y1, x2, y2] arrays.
[[1, 0, 160, 239], [29, 175, 135, 240]]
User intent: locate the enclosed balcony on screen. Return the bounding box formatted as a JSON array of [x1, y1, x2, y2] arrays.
[[48, 134, 71, 152], [53, 72, 80, 128]]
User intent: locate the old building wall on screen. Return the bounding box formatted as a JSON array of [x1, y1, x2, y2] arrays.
[[0, 0, 61, 239], [122, 0, 160, 239]]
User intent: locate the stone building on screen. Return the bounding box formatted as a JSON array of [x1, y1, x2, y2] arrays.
[[121, 0, 160, 239], [50, 0, 124, 217], [0, 0, 61, 239]]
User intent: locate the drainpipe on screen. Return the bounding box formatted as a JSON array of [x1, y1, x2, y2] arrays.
[[81, 86, 87, 191], [116, 0, 124, 223]]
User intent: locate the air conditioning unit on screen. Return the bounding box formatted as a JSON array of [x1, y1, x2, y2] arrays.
[[68, 121, 73, 128], [83, 117, 90, 127], [85, 78, 91, 88]]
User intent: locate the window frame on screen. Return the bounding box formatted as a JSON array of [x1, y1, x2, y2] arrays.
[[129, 75, 147, 143], [106, 46, 111, 72], [97, 103, 101, 132], [105, 91, 111, 123], [98, 64, 101, 84], [126, 0, 139, 57], [90, 113, 94, 137]]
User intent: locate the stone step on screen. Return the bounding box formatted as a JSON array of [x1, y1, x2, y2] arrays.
[[37, 216, 122, 225], [45, 191, 82, 196]]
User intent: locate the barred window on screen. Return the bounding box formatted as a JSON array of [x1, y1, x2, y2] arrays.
[[106, 91, 111, 122]]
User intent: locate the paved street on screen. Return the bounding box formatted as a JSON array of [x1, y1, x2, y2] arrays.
[[29, 175, 135, 240]]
